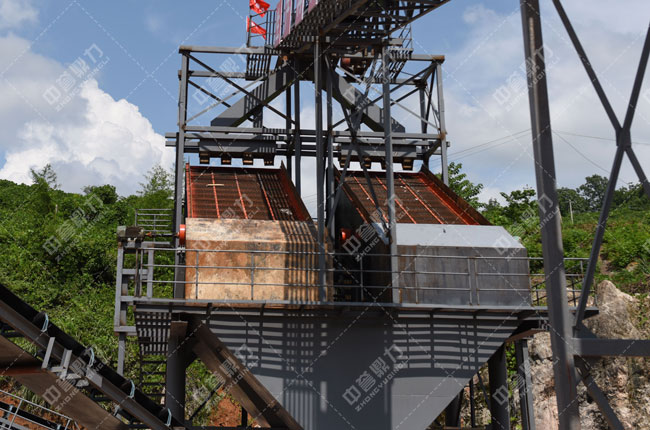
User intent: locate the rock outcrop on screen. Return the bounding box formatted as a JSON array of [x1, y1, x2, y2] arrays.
[[529, 280, 650, 429]]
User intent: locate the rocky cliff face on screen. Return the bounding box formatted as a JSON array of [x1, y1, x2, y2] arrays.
[[529, 280, 650, 429]]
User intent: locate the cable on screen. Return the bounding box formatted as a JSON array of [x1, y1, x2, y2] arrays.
[[555, 130, 650, 146], [448, 135, 527, 163], [553, 131, 631, 186], [450, 129, 530, 157]]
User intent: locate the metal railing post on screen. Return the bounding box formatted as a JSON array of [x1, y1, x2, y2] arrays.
[[195, 251, 199, 300], [251, 252, 256, 300]]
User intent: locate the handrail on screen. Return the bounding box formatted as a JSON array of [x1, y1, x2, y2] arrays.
[[116, 244, 592, 308]]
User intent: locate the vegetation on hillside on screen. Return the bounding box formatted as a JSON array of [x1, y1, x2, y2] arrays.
[[444, 164, 650, 294]]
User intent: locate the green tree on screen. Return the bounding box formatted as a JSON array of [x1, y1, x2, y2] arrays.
[[441, 162, 484, 207], [138, 165, 174, 198], [499, 188, 537, 223], [557, 187, 587, 218], [29, 164, 58, 214], [613, 183, 650, 211], [578, 174, 608, 211], [30, 164, 59, 189], [84, 184, 118, 205], [137, 165, 174, 209]]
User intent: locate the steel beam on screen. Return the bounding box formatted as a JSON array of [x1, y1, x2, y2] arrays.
[[117, 332, 126, 375], [326, 56, 335, 240], [166, 321, 190, 424], [315, 40, 326, 301], [185, 316, 301, 430], [574, 358, 624, 430], [488, 344, 510, 429], [515, 340, 536, 430], [327, 70, 406, 132], [574, 145, 625, 326], [551, 0, 620, 129], [210, 62, 298, 127], [436, 62, 449, 185], [294, 59, 302, 194], [286, 83, 292, 176], [382, 43, 400, 303], [520, 1, 581, 428], [174, 53, 189, 300], [444, 393, 462, 427], [573, 338, 650, 357]]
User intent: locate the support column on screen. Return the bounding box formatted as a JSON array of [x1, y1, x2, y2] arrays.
[[488, 344, 509, 429], [418, 80, 430, 171], [294, 59, 302, 194], [469, 378, 477, 428], [435, 62, 449, 185], [444, 392, 462, 427], [286, 84, 292, 175], [166, 321, 189, 424], [314, 40, 326, 301], [515, 340, 536, 430], [326, 57, 335, 239], [382, 44, 399, 302], [173, 53, 189, 299], [117, 332, 126, 376], [520, 1, 581, 428]]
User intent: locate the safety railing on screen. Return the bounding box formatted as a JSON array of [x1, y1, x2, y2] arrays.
[[528, 257, 589, 307], [134, 208, 173, 238], [0, 389, 80, 430], [118, 245, 591, 309]]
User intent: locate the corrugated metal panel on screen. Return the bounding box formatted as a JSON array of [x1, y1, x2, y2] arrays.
[[186, 165, 309, 221]]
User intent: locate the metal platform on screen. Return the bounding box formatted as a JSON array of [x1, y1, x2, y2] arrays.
[[269, 0, 450, 53]]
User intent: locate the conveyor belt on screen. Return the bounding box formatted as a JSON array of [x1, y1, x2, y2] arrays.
[[186, 165, 310, 221], [0, 284, 180, 430], [336, 167, 489, 225]]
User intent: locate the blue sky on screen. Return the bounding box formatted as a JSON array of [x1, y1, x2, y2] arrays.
[[0, 0, 648, 204]]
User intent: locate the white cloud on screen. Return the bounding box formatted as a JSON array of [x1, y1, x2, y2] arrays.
[[0, 0, 37, 29], [0, 34, 172, 195], [145, 13, 163, 34]]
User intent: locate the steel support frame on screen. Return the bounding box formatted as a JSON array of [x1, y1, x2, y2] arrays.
[[520, 1, 650, 429], [167, 44, 449, 296], [172, 47, 446, 157], [548, 0, 650, 327], [520, 1, 581, 428]]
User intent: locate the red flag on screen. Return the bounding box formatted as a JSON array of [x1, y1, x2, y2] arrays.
[[247, 17, 267, 39], [249, 0, 270, 17]]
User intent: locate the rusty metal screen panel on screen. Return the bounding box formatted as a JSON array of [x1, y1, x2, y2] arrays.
[[336, 168, 489, 226], [186, 165, 309, 222]]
